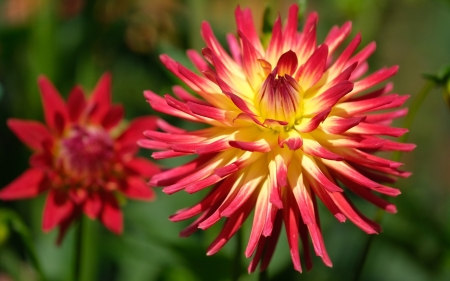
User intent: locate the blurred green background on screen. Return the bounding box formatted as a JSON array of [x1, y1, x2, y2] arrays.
[[1, 0, 450, 280]]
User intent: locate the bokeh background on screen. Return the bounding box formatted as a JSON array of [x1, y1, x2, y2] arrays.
[[0, 0, 450, 280]]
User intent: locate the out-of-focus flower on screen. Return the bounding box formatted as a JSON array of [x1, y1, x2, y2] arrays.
[[58, 0, 85, 19], [95, 0, 180, 53], [141, 4, 415, 273], [0, 0, 86, 26], [0, 0, 44, 26], [0, 73, 159, 243]]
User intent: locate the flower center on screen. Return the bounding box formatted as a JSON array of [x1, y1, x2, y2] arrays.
[[255, 50, 301, 128], [59, 126, 114, 178]]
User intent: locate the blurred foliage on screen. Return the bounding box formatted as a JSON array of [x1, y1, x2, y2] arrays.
[[0, 0, 450, 280]]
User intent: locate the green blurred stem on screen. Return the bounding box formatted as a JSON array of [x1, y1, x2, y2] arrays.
[[22, 236, 47, 281], [392, 80, 436, 161], [259, 270, 269, 281], [353, 80, 436, 281], [73, 218, 84, 281], [4, 209, 47, 281], [352, 209, 384, 281], [232, 229, 243, 281]]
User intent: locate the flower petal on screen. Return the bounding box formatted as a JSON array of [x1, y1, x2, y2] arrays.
[[0, 169, 45, 200], [122, 177, 155, 200], [125, 157, 160, 177], [101, 193, 123, 234], [7, 119, 52, 150], [67, 85, 86, 122], [101, 105, 124, 130], [88, 73, 112, 123], [37, 76, 69, 132], [83, 192, 102, 219], [42, 190, 74, 232]]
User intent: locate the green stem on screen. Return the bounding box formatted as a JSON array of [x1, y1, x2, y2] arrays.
[[21, 235, 47, 281], [232, 230, 243, 281], [352, 209, 384, 281], [259, 269, 269, 281], [4, 209, 48, 281], [73, 218, 84, 281], [353, 80, 436, 281], [392, 80, 436, 161]]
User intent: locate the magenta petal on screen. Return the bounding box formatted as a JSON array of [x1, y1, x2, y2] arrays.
[[67, 85, 86, 122], [83, 192, 102, 219], [122, 177, 155, 200], [7, 119, 52, 150], [37, 76, 69, 132], [277, 50, 298, 76], [296, 44, 328, 88], [117, 116, 158, 147], [235, 6, 264, 55], [101, 105, 124, 130], [42, 190, 74, 232], [88, 73, 112, 122], [125, 157, 160, 177], [0, 169, 45, 200], [101, 193, 123, 234], [229, 140, 271, 153]]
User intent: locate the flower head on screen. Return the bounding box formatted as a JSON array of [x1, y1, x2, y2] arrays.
[[0, 73, 160, 243], [142, 4, 415, 272]]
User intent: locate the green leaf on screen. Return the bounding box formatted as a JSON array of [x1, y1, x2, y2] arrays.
[[423, 65, 450, 86], [0, 208, 47, 281]]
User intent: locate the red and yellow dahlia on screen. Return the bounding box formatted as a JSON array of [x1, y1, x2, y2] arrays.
[[141, 4, 414, 272], [0, 73, 159, 243]]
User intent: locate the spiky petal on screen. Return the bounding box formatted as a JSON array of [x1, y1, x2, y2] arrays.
[[142, 4, 414, 273], [1, 74, 160, 243]]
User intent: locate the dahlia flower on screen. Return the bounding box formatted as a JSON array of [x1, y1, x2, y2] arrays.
[[141, 4, 414, 272], [0, 74, 159, 243]]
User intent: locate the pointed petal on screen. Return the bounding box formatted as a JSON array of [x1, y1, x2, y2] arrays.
[[282, 188, 302, 272], [328, 33, 361, 76], [206, 196, 256, 255], [303, 138, 343, 160], [116, 116, 158, 148], [144, 90, 199, 122], [324, 21, 352, 55], [296, 44, 328, 89], [347, 66, 399, 99], [0, 169, 45, 200], [7, 119, 52, 150], [101, 193, 123, 234], [346, 122, 408, 137], [245, 181, 269, 257], [125, 157, 160, 177], [122, 177, 155, 200], [83, 192, 102, 219], [101, 105, 124, 130], [226, 34, 242, 66], [42, 190, 74, 232], [37, 76, 69, 132], [321, 116, 366, 135], [282, 4, 299, 48], [67, 86, 86, 122], [266, 15, 283, 62], [238, 30, 264, 89], [235, 6, 264, 54], [304, 81, 353, 116], [277, 50, 298, 76], [88, 73, 112, 122], [302, 155, 342, 192], [187, 49, 210, 72]]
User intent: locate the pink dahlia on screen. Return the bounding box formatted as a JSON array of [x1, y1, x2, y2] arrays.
[[0, 73, 160, 243], [141, 4, 414, 272]]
